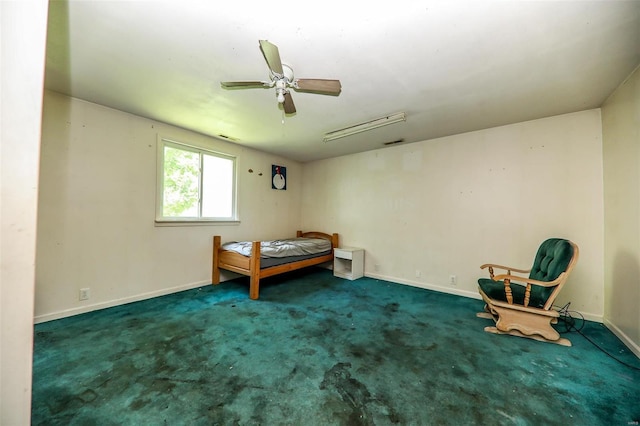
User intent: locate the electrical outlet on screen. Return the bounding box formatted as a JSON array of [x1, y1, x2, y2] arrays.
[[374, 264, 380, 272], [449, 275, 457, 286], [79, 288, 90, 301], [415, 270, 422, 278]]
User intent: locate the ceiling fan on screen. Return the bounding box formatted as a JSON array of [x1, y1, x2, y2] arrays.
[[221, 40, 342, 114]]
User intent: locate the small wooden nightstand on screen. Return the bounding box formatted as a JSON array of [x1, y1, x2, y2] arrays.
[[333, 247, 364, 280]]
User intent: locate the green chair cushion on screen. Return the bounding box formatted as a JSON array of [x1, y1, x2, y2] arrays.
[[478, 238, 574, 309], [478, 278, 548, 308]]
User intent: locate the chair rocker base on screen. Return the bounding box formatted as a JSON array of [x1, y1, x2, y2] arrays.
[[476, 311, 495, 320], [477, 301, 572, 346], [483, 325, 571, 347], [477, 305, 560, 324]]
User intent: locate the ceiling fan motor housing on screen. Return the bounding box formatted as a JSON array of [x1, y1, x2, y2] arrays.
[[282, 64, 294, 82], [270, 64, 294, 83]]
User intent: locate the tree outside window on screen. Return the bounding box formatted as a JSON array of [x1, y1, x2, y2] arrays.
[[157, 139, 236, 222]]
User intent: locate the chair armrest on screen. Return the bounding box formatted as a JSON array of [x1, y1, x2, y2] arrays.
[[480, 263, 531, 280], [492, 273, 564, 288], [480, 263, 531, 274]]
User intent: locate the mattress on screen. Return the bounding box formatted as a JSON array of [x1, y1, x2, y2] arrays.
[[259, 251, 332, 268], [221, 237, 332, 258]]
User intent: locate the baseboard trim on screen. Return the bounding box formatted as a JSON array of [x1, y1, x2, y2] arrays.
[[573, 310, 602, 323], [364, 272, 482, 300], [34, 279, 210, 324], [603, 319, 640, 359]]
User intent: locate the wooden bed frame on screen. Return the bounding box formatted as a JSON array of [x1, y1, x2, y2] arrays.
[[212, 231, 339, 300]]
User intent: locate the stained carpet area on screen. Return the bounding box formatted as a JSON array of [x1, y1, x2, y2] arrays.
[[33, 269, 640, 425]]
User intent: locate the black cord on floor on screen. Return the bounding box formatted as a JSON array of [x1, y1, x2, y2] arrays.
[[555, 302, 640, 371]]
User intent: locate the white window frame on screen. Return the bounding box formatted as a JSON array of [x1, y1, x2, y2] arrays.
[[155, 136, 238, 224]]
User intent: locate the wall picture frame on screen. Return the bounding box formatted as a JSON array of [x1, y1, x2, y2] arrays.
[[272, 165, 286, 190]]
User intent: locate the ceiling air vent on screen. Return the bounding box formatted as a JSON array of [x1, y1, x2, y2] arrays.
[[217, 134, 238, 142], [383, 139, 405, 146]]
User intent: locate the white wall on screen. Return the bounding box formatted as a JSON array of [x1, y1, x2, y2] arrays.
[[602, 64, 640, 356], [36, 91, 302, 321], [37, 93, 611, 329], [1, 1, 48, 424], [302, 110, 605, 320]]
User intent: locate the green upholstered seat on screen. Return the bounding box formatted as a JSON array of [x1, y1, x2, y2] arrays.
[[478, 238, 574, 308], [478, 277, 541, 307]]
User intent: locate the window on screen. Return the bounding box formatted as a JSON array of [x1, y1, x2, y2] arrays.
[[156, 137, 237, 222]]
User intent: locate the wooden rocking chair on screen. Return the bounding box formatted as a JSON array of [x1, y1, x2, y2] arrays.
[[477, 238, 579, 346]]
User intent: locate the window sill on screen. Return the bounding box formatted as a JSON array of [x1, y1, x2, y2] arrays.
[[154, 220, 240, 227]]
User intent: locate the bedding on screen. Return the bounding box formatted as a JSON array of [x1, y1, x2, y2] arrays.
[[221, 238, 332, 258]]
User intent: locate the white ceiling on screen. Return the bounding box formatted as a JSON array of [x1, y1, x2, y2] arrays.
[[45, 0, 640, 163]]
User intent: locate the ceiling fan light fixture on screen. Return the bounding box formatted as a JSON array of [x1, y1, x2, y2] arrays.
[[323, 112, 407, 142], [277, 91, 285, 103]]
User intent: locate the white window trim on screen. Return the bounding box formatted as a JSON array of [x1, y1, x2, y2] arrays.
[[155, 135, 239, 225]]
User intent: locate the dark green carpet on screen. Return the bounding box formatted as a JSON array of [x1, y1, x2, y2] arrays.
[[32, 269, 640, 425]]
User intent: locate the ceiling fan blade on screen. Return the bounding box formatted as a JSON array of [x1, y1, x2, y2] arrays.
[[221, 81, 270, 88], [283, 92, 296, 114], [259, 40, 284, 75], [295, 79, 342, 95]]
